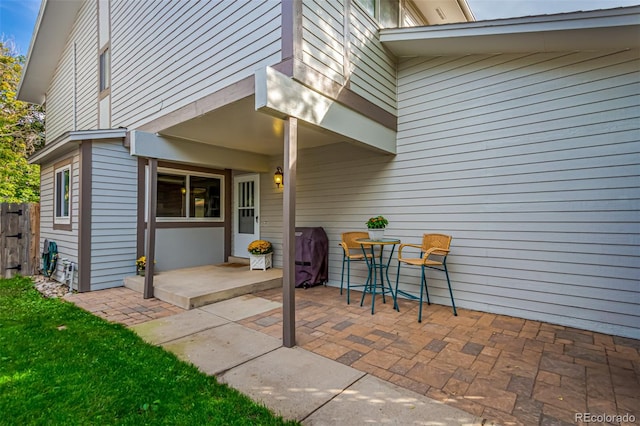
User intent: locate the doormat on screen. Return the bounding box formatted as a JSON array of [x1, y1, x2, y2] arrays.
[[217, 263, 248, 268]]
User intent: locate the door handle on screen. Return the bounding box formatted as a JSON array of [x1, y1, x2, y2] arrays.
[[255, 216, 259, 223]]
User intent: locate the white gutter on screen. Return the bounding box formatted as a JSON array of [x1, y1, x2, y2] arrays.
[[29, 129, 127, 165], [381, 6, 640, 56]]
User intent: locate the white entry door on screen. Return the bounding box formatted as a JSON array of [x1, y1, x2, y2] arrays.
[[233, 174, 260, 257]]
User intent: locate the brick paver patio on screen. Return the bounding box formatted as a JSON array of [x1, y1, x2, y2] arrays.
[[64, 286, 185, 326], [65, 285, 639, 426]]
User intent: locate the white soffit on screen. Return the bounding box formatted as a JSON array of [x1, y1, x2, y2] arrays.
[[17, 0, 83, 104], [381, 6, 640, 56], [255, 67, 397, 154], [129, 131, 271, 173]]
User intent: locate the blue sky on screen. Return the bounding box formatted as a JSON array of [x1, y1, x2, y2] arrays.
[[1, 0, 639, 56], [0, 0, 40, 55]]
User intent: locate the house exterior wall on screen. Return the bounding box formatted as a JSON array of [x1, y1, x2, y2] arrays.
[[39, 150, 81, 282], [300, 0, 398, 116], [90, 141, 138, 290], [261, 48, 640, 339], [154, 228, 225, 272], [393, 49, 640, 339], [348, 3, 397, 115], [109, 0, 282, 129], [44, 0, 98, 143], [301, 0, 346, 88]]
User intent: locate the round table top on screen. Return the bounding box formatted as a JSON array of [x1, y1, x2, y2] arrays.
[[355, 238, 401, 245]]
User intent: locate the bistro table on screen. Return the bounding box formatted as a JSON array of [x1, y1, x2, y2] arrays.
[[355, 238, 401, 314]]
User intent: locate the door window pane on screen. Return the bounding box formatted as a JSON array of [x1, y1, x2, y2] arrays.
[[238, 181, 255, 234]]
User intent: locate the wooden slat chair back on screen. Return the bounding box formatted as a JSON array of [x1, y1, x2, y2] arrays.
[[394, 233, 457, 322]]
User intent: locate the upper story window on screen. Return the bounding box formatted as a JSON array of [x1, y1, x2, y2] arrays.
[[156, 169, 223, 220], [356, 0, 399, 28], [99, 47, 110, 93], [54, 164, 71, 225]]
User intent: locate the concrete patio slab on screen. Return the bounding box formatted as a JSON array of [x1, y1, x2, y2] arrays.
[[199, 294, 282, 321], [130, 308, 228, 345], [219, 347, 366, 421], [124, 264, 282, 309], [303, 374, 481, 425], [161, 322, 281, 375]]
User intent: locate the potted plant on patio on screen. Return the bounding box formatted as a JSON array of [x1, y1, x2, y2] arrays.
[[248, 240, 273, 271], [136, 256, 147, 276], [366, 215, 388, 240], [135, 255, 156, 276]]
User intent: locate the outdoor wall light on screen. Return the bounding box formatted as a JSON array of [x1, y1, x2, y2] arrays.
[[274, 166, 283, 188]]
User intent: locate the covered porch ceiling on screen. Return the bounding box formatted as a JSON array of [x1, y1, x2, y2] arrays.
[[158, 96, 346, 157], [155, 66, 397, 161]]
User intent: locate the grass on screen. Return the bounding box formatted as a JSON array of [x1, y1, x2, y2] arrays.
[[0, 276, 298, 425]]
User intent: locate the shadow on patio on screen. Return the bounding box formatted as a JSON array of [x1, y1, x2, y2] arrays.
[[241, 286, 640, 426]]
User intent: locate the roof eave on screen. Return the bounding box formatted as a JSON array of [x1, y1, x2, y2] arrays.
[[381, 6, 640, 57], [29, 129, 128, 165], [17, 0, 83, 105]]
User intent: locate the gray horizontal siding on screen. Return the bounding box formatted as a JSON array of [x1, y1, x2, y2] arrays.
[[44, 0, 98, 143], [45, 47, 74, 143], [348, 3, 397, 114], [110, 0, 282, 128], [90, 141, 138, 290], [299, 0, 397, 115], [395, 49, 640, 338], [261, 48, 640, 339], [39, 151, 80, 282], [302, 0, 346, 86], [74, 0, 99, 131]]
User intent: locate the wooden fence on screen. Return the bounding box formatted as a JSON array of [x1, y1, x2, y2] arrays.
[[0, 203, 40, 278]]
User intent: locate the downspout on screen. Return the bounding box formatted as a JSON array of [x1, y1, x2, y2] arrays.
[[73, 42, 77, 130]]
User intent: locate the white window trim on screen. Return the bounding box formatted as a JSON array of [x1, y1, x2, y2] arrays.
[[54, 165, 71, 225], [146, 166, 225, 222]]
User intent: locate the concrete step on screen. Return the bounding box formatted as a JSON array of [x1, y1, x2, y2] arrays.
[[228, 256, 250, 265], [123, 264, 282, 310]]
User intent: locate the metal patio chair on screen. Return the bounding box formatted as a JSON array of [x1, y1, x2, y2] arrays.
[[339, 231, 372, 304], [394, 233, 457, 322]]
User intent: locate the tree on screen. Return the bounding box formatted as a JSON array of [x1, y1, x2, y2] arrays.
[[0, 40, 44, 203]]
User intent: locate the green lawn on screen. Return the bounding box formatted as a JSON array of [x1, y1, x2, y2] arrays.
[[0, 276, 297, 425]]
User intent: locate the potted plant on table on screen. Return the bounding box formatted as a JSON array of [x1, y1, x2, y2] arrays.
[[366, 215, 388, 240], [248, 240, 273, 271]]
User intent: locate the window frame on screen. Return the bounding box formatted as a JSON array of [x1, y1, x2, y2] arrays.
[[99, 46, 110, 97], [53, 160, 72, 230], [149, 167, 225, 223], [355, 0, 400, 28]]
